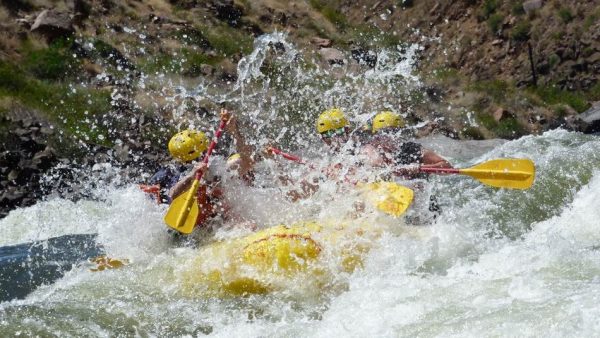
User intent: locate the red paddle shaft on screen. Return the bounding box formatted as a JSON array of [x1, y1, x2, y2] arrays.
[[269, 147, 458, 177], [268, 147, 305, 164], [195, 118, 228, 180], [419, 167, 460, 174]]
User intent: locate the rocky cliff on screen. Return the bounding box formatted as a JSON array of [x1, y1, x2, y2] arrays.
[[0, 0, 599, 216]]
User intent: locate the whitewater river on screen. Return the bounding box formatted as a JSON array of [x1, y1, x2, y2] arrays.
[[1, 129, 599, 337]]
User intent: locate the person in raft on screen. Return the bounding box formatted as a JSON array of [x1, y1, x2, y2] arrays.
[[143, 110, 255, 229], [317, 108, 451, 177], [284, 108, 453, 200], [363, 110, 452, 178]]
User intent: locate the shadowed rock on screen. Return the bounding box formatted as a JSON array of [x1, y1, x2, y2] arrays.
[[31, 9, 74, 41]]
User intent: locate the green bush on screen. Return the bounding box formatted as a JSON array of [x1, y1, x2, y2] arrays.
[[511, 1, 525, 16], [557, 8, 574, 23], [202, 25, 253, 56], [552, 104, 569, 117], [548, 54, 560, 68], [583, 13, 598, 29], [180, 49, 221, 76], [461, 126, 485, 140], [550, 30, 566, 41], [138, 53, 181, 74], [0, 62, 29, 93], [470, 79, 513, 103], [587, 82, 600, 101], [488, 14, 504, 35], [433, 68, 460, 80], [174, 27, 211, 49], [309, 0, 348, 30], [349, 24, 402, 48], [482, 0, 499, 18], [529, 85, 590, 113], [0, 60, 111, 145], [511, 21, 531, 41], [477, 112, 498, 130], [22, 39, 80, 81], [494, 117, 525, 139]]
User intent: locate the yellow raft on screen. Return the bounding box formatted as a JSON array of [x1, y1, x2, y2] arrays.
[[178, 220, 394, 297], [175, 182, 415, 297]]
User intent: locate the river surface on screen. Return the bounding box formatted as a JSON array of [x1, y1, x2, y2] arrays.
[[1, 130, 600, 337]]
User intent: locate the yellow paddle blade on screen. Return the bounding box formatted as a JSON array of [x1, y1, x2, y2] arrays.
[[361, 182, 414, 217], [163, 179, 200, 234], [89, 256, 129, 272], [460, 158, 535, 190]]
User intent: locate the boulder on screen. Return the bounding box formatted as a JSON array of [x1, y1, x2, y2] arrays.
[[311, 37, 332, 48], [319, 48, 345, 65], [210, 0, 243, 27], [522, 0, 543, 14], [492, 108, 514, 122], [580, 102, 600, 133], [30, 9, 74, 41]]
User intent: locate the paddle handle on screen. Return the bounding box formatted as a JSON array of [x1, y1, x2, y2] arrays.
[[195, 118, 228, 180], [268, 147, 305, 164], [419, 167, 460, 174]]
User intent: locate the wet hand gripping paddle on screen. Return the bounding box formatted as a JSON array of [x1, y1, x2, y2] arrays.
[[164, 118, 228, 234], [268, 147, 414, 217], [419, 158, 535, 190]]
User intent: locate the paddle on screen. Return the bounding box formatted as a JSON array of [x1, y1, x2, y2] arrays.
[[163, 116, 229, 234], [267, 146, 413, 217], [267, 146, 306, 164], [419, 158, 535, 190], [359, 182, 414, 217]]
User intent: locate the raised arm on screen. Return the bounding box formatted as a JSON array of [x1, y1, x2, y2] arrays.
[[221, 109, 256, 183], [168, 162, 208, 200]]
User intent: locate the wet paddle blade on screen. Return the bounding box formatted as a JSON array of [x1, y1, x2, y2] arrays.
[[163, 179, 200, 234], [460, 158, 535, 190], [89, 255, 129, 272], [362, 182, 414, 217]]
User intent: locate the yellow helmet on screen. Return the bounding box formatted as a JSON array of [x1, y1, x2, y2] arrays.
[[372, 111, 405, 133], [168, 130, 209, 162], [316, 108, 348, 134]]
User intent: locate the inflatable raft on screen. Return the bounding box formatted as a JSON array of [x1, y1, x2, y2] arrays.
[[178, 219, 395, 297]]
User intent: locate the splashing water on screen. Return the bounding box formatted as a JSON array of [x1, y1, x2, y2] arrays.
[[2, 31, 600, 337]]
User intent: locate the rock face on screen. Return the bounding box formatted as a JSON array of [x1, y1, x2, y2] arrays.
[[0, 116, 57, 218], [30, 9, 74, 41]]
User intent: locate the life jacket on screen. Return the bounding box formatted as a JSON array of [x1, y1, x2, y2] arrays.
[[194, 180, 224, 227], [142, 165, 188, 204]]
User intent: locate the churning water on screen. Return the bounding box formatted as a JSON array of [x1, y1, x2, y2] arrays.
[[1, 33, 600, 337]]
